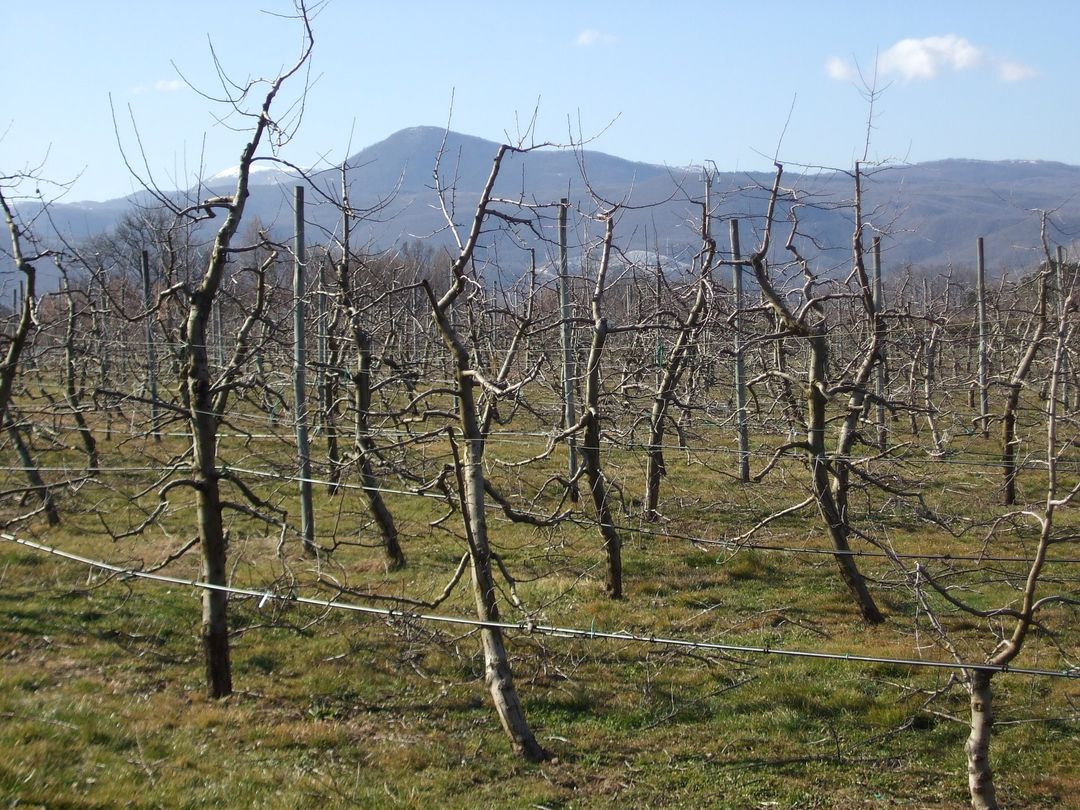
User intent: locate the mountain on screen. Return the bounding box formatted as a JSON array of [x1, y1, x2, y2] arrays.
[[14, 127, 1080, 290]]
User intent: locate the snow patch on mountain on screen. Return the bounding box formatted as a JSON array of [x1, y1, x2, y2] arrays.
[[207, 162, 300, 184]]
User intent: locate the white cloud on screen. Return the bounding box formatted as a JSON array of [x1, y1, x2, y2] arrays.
[[825, 56, 858, 82], [575, 29, 617, 47], [826, 35, 1035, 85], [998, 60, 1037, 82], [153, 79, 187, 92], [877, 35, 982, 81]]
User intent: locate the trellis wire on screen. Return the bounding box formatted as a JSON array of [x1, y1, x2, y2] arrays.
[[2, 532, 1076, 680]]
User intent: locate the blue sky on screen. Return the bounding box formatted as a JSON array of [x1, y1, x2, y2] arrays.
[[4, 1, 1076, 202]]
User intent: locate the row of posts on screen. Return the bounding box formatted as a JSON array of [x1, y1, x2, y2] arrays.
[[129, 186, 1069, 520], [551, 220, 1039, 482]]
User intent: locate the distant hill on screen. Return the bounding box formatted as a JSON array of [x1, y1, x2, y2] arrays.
[[14, 127, 1080, 290]]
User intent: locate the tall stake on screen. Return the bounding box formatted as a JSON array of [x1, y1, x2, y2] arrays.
[[214, 295, 226, 369], [873, 236, 887, 451], [94, 281, 112, 441], [558, 198, 579, 495], [316, 261, 328, 435], [654, 234, 663, 387], [729, 219, 750, 482], [293, 186, 316, 555], [977, 237, 990, 437], [1056, 246, 1070, 410], [140, 249, 161, 441]]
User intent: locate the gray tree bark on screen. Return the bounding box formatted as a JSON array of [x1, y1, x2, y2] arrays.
[[426, 141, 546, 760], [332, 170, 404, 569], [644, 182, 717, 518], [179, 23, 314, 696], [749, 163, 884, 624], [0, 187, 60, 525]]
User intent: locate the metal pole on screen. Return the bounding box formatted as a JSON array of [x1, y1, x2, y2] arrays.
[[140, 250, 161, 441], [729, 219, 750, 483], [872, 236, 887, 451], [316, 262, 327, 436], [95, 281, 113, 440], [655, 242, 663, 388], [977, 237, 989, 437], [558, 198, 579, 493], [293, 186, 316, 554], [214, 295, 225, 369], [1056, 246, 1070, 411]]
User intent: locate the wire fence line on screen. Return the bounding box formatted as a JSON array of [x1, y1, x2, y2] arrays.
[[2, 532, 1076, 681], [3, 412, 1077, 474], [2, 458, 1078, 567]]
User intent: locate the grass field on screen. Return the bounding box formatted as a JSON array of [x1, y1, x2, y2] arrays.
[[1, 391, 1078, 808]]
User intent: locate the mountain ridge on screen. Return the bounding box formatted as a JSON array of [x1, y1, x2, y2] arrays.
[[14, 127, 1080, 288]]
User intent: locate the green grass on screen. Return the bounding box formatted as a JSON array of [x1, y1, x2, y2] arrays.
[[0, 388, 1078, 808]]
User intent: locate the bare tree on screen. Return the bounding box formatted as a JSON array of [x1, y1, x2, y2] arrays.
[[330, 166, 405, 570], [743, 162, 885, 624], [576, 212, 623, 598], [56, 263, 99, 472], [115, 5, 316, 697], [0, 174, 61, 525], [917, 284, 1078, 809], [999, 218, 1053, 505], [422, 137, 547, 761], [643, 172, 717, 520]]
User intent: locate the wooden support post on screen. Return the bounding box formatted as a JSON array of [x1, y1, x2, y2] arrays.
[[977, 237, 990, 437], [558, 198, 579, 495], [214, 295, 226, 369], [873, 236, 887, 451], [141, 250, 161, 441], [730, 219, 750, 483], [1056, 246, 1070, 411], [316, 262, 327, 436], [293, 186, 317, 555]]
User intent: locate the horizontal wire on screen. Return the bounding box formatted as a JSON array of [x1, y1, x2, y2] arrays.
[[4, 411, 1078, 474], [2, 532, 1075, 680], [5, 456, 1074, 567]]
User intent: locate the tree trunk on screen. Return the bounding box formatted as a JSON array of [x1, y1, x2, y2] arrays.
[[353, 326, 405, 570], [923, 326, 945, 454], [92, 283, 113, 441], [187, 301, 233, 698], [452, 417, 546, 761], [966, 670, 998, 809], [63, 277, 99, 473], [197, 479, 232, 699], [581, 217, 622, 598], [643, 253, 712, 518], [322, 313, 343, 494], [436, 297, 545, 761], [557, 199, 579, 498], [976, 237, 991, 437], [333, 174, 404, 568], [808, 333, 884, 624], [582, 320, 622, 599], [6, 417, 60, 525]]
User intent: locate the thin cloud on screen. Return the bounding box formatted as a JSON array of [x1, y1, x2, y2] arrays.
[[825, 55, 858, 82], [826, 35, 1035, 84], [575, 29, 617, 47], [153, 79, 187, 92], [998, 60, 1037, 82]]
